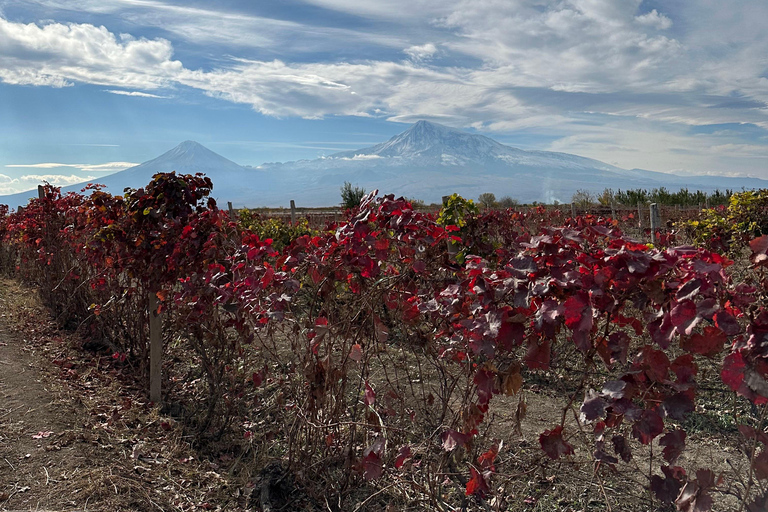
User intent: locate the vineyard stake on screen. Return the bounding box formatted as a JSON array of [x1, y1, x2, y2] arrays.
[[290, 200, 296, 225], [649, 203, 660, 244], [227, 201, 234, 219], [149, 292, 162, 405]]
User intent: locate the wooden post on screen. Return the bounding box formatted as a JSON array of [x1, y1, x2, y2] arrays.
[[571, 203, 576, 218], [290, 200, 296, 225], [227, 201, 234, 219], [441, 195, 450, 206], [149, 293, 162, 405], [38, 185, 44, 199], [650, 203, 660, 244], [637, 202, 642, 228], [611, 202, 616, 219]]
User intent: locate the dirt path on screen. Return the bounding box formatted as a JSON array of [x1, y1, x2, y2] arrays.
[[0, 281, 106, 511], [0, 279, 248, 512]]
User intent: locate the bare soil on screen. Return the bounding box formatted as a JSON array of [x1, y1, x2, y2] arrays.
[[0, 279, 250, 512]]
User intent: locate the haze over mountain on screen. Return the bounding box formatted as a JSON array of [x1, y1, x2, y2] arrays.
[[2, 121, 767, 209]]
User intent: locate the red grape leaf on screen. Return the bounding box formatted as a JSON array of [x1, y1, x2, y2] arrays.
[[612, 435, 632, 462], [394, 445, 412, 469], [660, 429, 686, 463], [539, 426, 574, 459], [465, 466, 490, 497], [364, 381, 376, 406], [477, 440, 501, 471], [651, 465, 685, 504], [632, 409, 664, 445], [713, 311, 740, 336], [525, 338, 550, 370], [474, 368, 497, 405], [670, 300, 700, 335], [441, 429, 472, 452], [661, 391, 695, 421], [580, 389, 606, 421], [681, 326, 726, 357], [721, 352, 746, 393]]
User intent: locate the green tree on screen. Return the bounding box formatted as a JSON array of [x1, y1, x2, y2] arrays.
[[497, 196, 519, 208], [340, 182, 366, 209], [477, 192, 497, 208], [571, 189, 596, 208]]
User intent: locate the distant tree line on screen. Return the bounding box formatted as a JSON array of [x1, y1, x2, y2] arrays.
[[574, 187, 734, 207]]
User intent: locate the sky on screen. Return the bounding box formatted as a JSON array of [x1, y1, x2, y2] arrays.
[[0, 0, 767, 195]]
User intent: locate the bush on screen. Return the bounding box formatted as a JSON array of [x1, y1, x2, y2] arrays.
[[340, 181, 366, 209], [477, 192, 497, 208]]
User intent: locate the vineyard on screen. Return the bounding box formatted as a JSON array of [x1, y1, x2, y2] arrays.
[[2, 173, 768, 511]]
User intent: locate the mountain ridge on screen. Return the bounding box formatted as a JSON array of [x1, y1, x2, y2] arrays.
[[1, 121, 766, 208]]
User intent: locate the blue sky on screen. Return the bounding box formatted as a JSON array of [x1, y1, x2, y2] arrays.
[[0, 0, 767, 194]]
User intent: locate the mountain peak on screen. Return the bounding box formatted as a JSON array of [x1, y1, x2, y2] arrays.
[[334, 119, 509, 159], [171, 140, 211, 154]]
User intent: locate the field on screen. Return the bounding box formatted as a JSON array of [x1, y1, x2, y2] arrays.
[[1, 175, 768, 511]]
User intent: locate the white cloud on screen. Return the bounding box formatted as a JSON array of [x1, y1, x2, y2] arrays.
[[634, 9, 672, 30], [5, 162, 138, 171], [0, 173, 96, 195], [338, 154, 383, 160], [296, 0, 460, 19], [29, 0, 406, 52], [404, 43, 438, 62], [0, 17, 182, 88], [105, 89, 168, 98], [19, 174, 95, 185]]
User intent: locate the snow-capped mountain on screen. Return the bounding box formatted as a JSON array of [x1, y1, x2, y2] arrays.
[[2, 121, 768, 209], [257, 121, 768, 206]]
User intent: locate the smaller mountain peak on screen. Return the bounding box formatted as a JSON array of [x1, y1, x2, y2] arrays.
[[175, 140, 206, 151], [409, 119, 452, 130]]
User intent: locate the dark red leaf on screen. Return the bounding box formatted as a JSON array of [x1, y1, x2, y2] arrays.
[[649, 314, 676, 349], [676, 279, 702, 302], [681, 326, 726, 357], [754, 450, 768, 480], [721, 352, 746, 393], [474, 368, 497, 405], [361, 437, 385, 481], [525, 338, 550, 370], [441, 429, 472, 452], [394, 445, 412, 469], [496, 321, 525, 350], [612, 435, 632, 462], [580, 389, 606, 421], [635, 346, 670, 383], [364, 381, 376, 406], [670, 300, 699, 335], [661, 391, 695, 421], [651, 465, 685, 504], [632, 409, 664, 445], [713, 311, 740, 336], [539, 426, 574, 459], [749, 235, 768, 259], [671, 354, 698, 384], [659, 429, 687, 463]]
